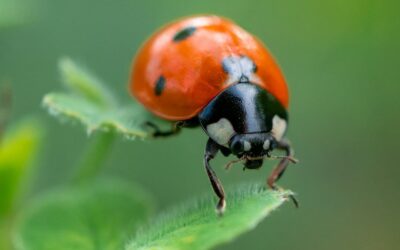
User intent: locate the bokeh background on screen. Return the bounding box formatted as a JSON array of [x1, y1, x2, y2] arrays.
[[1, 0, 400, 249]]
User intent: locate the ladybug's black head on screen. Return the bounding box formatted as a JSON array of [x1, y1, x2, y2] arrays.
[[229, 133, 275, 169], [198, 83, 288, 170]]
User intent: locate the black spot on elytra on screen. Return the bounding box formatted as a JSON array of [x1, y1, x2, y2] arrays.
[[173, 26, 196, 42], [154, 76, 165, 96]]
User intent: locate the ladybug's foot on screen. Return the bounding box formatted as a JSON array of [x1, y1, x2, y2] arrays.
[[216, 198, 226, 216], [284, 191, 299, 208], [144, 121, 181, 137], [268, 183, 299, 208]]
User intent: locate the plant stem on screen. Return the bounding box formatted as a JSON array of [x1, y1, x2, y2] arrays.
[[73, 131, 116, 183]]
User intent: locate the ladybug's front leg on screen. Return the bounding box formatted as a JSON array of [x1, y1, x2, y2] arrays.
[[204, 138, 226, 215], [267, 139, 299, 207]]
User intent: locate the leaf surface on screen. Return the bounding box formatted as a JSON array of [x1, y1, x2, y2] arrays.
[[128, 184, 292, 250], [43, 58, 170, 139], [14, 179, 153, 250]]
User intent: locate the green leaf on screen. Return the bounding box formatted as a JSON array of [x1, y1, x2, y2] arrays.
[[14, 179, 153, 250], [127, 184, 292, 250], [58, 58, 116, 108], [43, 58, 170, 139], [0, 119, 42, 218]]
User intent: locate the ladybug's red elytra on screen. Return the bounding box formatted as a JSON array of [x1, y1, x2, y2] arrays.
[[129, 15, 297, 214]]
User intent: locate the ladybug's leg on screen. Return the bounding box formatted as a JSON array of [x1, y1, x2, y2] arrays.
[[267, 140, 293, 186], [204, 138, 226, 215], [145, 118, 199, 137], [267, 139, 299, 207], [144, 121, 182, 137]]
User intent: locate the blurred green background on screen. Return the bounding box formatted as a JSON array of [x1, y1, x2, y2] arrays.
[[1, 0, 400, 249]]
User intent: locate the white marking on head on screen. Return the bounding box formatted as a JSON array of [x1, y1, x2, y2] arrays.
[[243, 140, 251, 151], [263, 140, 270, 150], [239, 57, 256, 80], [223, 56, 261, 85], [206, 118, 236, 146], [271, 115, 287, 141]]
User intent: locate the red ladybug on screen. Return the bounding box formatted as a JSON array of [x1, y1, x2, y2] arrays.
[[130, 15, 297, 213]]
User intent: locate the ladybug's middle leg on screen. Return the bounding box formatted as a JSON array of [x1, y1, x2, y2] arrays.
[[144, 121, 182, 137], [267, 139, 299, 207], [204, 138, 226, 215], [145, 118, 198, 137]]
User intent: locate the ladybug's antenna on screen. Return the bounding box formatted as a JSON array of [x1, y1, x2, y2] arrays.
[[267, 155, 299, 164], [245, 155, 298, 163], [225, 154, 298, 171], [224, 157, 245, 170]]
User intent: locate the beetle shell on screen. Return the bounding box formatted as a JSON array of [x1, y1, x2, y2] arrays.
[[130, 15, 289, 120]]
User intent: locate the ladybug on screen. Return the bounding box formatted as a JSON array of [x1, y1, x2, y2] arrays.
[[129, 15, 298, 214]]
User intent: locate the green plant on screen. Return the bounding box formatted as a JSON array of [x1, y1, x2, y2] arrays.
[[14, 179, 153, 250], [0, 119, 42, 250], [128, 185, 290, 250], [9, 59, 293, 250]]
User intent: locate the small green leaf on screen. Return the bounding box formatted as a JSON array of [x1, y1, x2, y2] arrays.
[[14, 179, 153, 250], [59, 58, 116, 108], [43, 93, 167, 138], [128, 184, 292, 250], [43, 58, 170, 139], [0, 119, 42, 218]]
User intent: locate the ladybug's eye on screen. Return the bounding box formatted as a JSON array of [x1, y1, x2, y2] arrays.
[[231, 141, 243, 154], [229, 136, 246, 155]]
